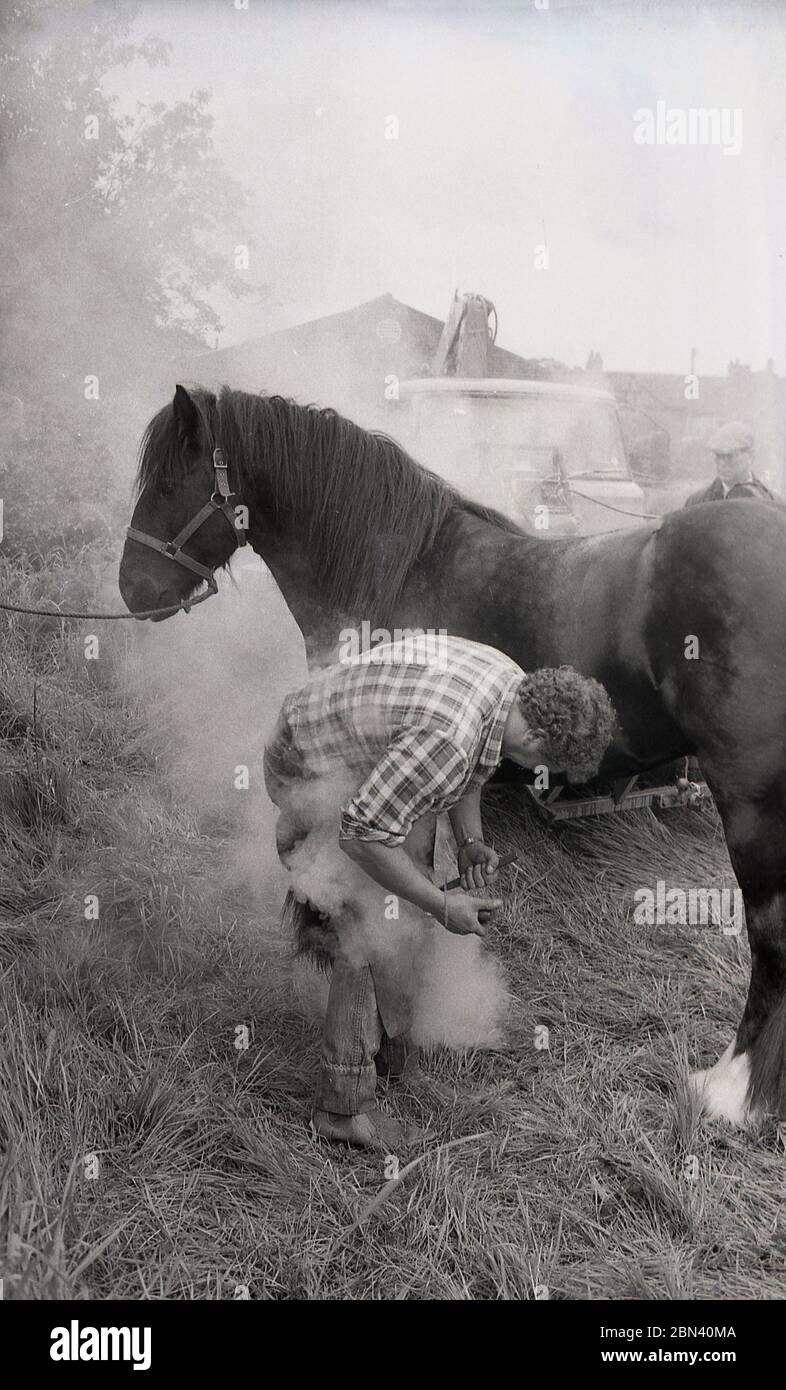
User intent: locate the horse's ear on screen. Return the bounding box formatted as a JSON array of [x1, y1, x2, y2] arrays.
[[172, 384, 199, 443]]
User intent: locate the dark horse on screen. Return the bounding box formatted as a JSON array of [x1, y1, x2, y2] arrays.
[[119, 385, 786, 1126]]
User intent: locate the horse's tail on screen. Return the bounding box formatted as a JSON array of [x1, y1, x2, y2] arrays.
[[749, 990, 786, 1119], [281, 888, 337, 975]]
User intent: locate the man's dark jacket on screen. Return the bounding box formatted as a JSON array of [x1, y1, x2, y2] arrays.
[[683, 475, 781, 508]]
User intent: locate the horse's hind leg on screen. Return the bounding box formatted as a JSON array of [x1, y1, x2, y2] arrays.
[[743, 888, 786, 1119], [692, 779, 786, 1123]]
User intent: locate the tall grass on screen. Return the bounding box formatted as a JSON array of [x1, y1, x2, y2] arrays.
[[0, 545, 783, 1300]]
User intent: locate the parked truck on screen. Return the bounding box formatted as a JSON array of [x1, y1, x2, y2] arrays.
[[395, 292, 645, 536]]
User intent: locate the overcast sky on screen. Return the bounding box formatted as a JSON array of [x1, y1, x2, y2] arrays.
[[115, 0, 786, 375]]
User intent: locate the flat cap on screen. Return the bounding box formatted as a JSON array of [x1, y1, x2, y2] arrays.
[[709, 421, 754, 455]]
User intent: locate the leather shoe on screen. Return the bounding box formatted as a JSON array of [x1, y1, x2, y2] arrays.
[[310, 1106, 424, 1152]]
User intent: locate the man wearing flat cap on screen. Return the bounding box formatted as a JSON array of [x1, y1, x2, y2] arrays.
[[684, 421, 780, 507]]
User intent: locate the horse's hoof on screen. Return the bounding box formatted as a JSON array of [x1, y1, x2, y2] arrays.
[[690, 1041, 753, 1126]]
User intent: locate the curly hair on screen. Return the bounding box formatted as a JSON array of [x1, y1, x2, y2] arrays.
[[517, 666, 618, 782]]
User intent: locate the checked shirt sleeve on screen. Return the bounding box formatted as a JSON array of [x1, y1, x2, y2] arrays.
[[339, 727, 469, 847]]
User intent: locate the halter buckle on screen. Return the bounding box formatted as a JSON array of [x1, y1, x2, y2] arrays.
[[128, 447, 244, 595], [213, 448, 233, 501]]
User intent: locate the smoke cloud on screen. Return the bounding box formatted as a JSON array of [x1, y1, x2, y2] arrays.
[[252, 762, 511, 1050], [120, 571, 511, 1049]]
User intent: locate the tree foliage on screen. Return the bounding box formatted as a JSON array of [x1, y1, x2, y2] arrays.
[[0, 0, 261, 555]]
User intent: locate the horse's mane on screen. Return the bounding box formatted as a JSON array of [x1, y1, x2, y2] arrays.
[[136, 386, 523, 620]]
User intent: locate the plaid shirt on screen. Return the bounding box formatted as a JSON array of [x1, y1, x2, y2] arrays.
[[273, 635, 525, 846]]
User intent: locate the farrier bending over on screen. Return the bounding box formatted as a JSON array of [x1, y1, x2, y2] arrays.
[[265, 635, 617, 1152]]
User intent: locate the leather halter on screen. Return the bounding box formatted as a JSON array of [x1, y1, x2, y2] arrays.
[[126, 447, 247, 599]]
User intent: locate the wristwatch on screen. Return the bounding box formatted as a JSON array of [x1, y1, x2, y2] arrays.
[[459, 835, 476, 849]]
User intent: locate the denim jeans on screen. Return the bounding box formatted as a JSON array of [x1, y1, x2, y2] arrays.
[[314, 958, 386, 1113], [314, 933, 424, 1114], [315, 813, 435, 1114], [265, 719, 437, 1117]]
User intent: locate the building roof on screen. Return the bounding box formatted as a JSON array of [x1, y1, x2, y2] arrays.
[[180, 293, 558, 387], [609, 367, 786, 415]]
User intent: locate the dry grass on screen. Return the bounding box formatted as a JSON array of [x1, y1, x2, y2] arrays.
[[1, 551, 784, 1301]]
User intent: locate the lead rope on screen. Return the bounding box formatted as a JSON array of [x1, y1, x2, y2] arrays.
[[2, 411, 242, 621], [568, 489, 662, 521], [0, 590, 215, 620]]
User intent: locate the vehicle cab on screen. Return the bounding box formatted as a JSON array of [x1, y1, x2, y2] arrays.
[[396, 377, 644, 536]]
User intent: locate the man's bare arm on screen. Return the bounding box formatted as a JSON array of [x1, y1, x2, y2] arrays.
[[448, 786, 500, 890], [340, 837, 500, 936], [447, 787, 484, 845], [340, 838, 448, 915]]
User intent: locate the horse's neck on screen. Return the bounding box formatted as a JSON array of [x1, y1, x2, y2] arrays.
[[389, 508, 564, 658], [246, 479, 543, 656], [247, 524, 330, 641]]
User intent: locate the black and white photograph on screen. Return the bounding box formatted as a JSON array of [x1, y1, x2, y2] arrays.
[[1, 0, 785, 1341]]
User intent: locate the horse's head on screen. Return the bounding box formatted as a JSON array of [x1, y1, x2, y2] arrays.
[[120, 381, 502, 627], [119, 385, 247, 620]]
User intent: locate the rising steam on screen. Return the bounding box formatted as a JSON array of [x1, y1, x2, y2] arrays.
[[120, 558, 512, 1049]]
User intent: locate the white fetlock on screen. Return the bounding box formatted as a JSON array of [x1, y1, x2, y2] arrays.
[[690, 1040, 753, 1126]]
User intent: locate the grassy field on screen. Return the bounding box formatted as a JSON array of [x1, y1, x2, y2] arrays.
[[1, 549, 784, 1301]]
